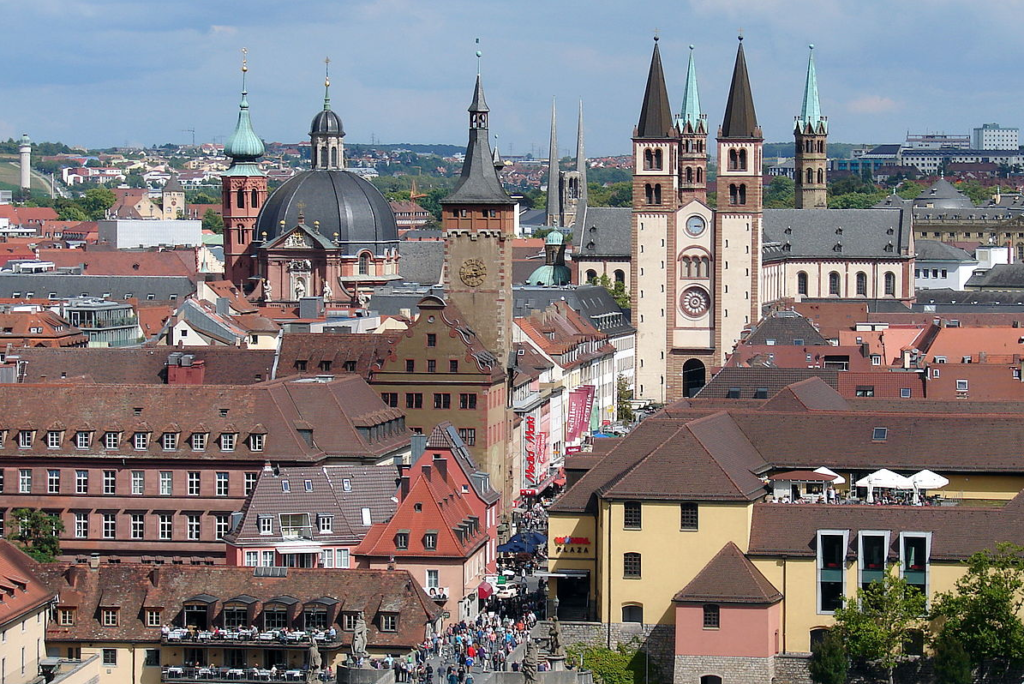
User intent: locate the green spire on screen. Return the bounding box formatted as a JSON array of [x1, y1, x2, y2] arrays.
[[796, 44, 826, 133], [677, 45, 703, 130], [224, 48, 266, 167]]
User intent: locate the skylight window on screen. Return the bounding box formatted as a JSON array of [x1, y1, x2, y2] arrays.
[[872, 427, 888, 441]]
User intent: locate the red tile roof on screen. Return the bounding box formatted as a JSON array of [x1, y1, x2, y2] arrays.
[[673, 542, 781, 604], [0, 540, 55, 630]]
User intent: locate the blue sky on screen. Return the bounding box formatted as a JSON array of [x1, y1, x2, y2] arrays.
[[2, 0, 1021, 156]]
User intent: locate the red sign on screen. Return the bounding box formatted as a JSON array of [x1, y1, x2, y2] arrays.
[[566, 445, 582, 455], [554, 536, 590, 545], [524, 415, 538, 484], [566, 385, 596, 442]]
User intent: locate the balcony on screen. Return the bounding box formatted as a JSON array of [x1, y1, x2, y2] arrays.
[[280, 526, 315, 541], [162, 628, 340, 649], [161, 666, 335, 684]]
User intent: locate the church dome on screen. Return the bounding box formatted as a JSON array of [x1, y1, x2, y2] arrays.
[[545, 230, 565, 245], [526, 263, 572, 287], [311, 109, 344, 137], [256, 169, 398, 252]]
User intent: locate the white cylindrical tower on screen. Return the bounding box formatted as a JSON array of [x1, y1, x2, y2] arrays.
[[18, 133, 31, 193]]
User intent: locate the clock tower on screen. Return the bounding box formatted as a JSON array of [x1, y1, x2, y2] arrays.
[[441, 70, 517, 363]]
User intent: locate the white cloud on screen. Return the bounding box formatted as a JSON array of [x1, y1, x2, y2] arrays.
[[847, 95, 899, 114]]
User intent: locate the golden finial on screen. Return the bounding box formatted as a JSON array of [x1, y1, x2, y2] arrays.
[[324, 56, 331, 88], [241, 47, 248, 72]]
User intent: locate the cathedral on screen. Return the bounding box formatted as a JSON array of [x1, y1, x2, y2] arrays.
[[221, 59, 400, 304], [569, 38, 915, 403]]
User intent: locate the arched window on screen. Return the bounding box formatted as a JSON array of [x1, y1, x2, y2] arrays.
[[818, 140, 825, 153], [805, 139, 813, 154], [331, 147, 338, 168], [623, 552, 641, 578], [643, 149, 653, 170], [700, 677, 722, 684], [856, 272, 868, 296], [654, 149, 663, 170], [738, 149, 747, 171], [250, 189, 258, 209], [809, 628, 830, 649], [696, 168, 703, 183], [614, 269, 625, 284], [728, 149, 738, 171], [700, 257, 710, 278], [806, 168, 814, 184], [738, 184, 747, 205], [884, 272, 896, 296], [621, 604, 643, 623], [729, 184, 738, 205], [686, 167, 694, 182], [829, 272, 841, 296], [237, 225, 245, 244], [586, 269, 597, 283], [645, 184, 653, 205], [817, 168, 824, 184], [685, 140, 692, 152], [358, 253, 370, 276], [653, 184, 662, 205], [797, 272, 808, 295], [236, 188, 244, 209]]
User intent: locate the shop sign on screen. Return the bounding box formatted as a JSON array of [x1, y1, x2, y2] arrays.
[[553, 535, 591, 554]]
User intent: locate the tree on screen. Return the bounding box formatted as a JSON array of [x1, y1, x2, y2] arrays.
[[616, 375, 634, 423], [764, 175, 795, 208], [591, 273, 630, 310], [809, 632, 848, 684], [929, 543, 1024, 669], [932, 631, 972, 684], [80, 187, 116, 220], [566, 642, 661, 684], [57, 205, 89, 222], [7, 508, 63, 562], [202, 209, 224, 234], [833, 567, 927, 684]]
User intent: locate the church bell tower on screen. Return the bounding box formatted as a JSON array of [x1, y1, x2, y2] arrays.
[[794, 45, 828, 209]]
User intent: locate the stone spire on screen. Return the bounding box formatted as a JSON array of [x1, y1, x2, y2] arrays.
[[796, 44, 826, 133], [720, 36, 759, 138], [546, 97, 560, 226], [678, 45, 703, 131], [636, 37, 674, 138], [576, 99, 587, 212], [224, 48, 266, 169]]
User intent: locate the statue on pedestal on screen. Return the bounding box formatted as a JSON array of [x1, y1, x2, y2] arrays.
[[548, 617, 564, 657], [351, 611, 368, 666], [522, 639, 538, 684], [306, 640, 322, 684]]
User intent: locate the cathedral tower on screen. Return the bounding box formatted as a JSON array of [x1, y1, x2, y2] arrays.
[[677, 46, 707, 204], [794, 45, 828, 209], [545, 98, 560, 227], [714, 36, 763, 367], [441, 71, 517, 363], [221, 51, 268, 288], [630, 37, 681, 402], [558, 101, 587, 228]]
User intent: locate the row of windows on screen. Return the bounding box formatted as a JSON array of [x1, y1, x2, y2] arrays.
[[817, 530, 930, 614], [622, 502, 699, 530], [916, 268, 949, 279], [796, 271, 897, 297], [798, 167, 826, 184], [800, 139, 826, 154], [381, 391, 477, 410], [4, 510, 233, 542], [2, 469, 256, 497], [1, 429, 263, 453], [403, 359, 461, 373]]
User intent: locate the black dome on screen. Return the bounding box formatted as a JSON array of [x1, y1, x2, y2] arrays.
[[310, 109, 344, 136], [256, 170, 398, 253]]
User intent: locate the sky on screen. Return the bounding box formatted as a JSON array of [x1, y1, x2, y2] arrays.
[[3, 0, 1024, 157]]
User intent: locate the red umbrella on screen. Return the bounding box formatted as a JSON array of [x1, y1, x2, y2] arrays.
[[478, 581, 494, 599]]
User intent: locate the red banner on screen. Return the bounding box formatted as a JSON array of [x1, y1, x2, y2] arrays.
[[566, 385, 596, 443], [524, 415, 538, 484]]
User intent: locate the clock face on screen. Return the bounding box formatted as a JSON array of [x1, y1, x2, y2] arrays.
[[459, 258, 487, 287], [680, 286, 710, 318], [685, 215, 706, 237]]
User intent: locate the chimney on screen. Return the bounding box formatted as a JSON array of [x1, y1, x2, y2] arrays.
[[399, 475, 410, 501], [149, 567, 161, 588], [410, 433, 427, 464], [88, 553, 100, 570], [421, 463, 431, 481], [215, 297, 231, 316], [434, 456, 448, 482]]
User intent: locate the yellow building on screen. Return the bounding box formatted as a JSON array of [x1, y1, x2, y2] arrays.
[[547, 378, 1024, 683]]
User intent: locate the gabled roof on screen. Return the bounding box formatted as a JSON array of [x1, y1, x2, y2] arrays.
[[572, 206, 631, 258], [674, 542, 781, 604], [762, 208, 912, 261], [743, 311, 827, 346], [757, 377, 851, 412], [0, 541, 55, 630]]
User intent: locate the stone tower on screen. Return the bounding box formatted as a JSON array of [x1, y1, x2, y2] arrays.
[[630, 37, 681, 403], [714, 36, 763, 368], [441, 71, 517, 363], [677, 47, 708, 204], [221, 52, 268, 289], [794, 45, 828, 209], [558, 101, 587, 228], [162, 174, 186, 220], [18, 134, 30, 195]]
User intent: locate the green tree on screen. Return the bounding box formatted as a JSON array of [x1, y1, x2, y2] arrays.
[[833, 567, 927, 684], [895, 181, 926, 199], [566, 642, 661, 684], [80, 187, 116, 220], [809, 632, 848, 684], [930, 543, 1024, 669], [957, 180, 993, 206], [57, 205, 89, 222], [932, 631, 972, 684], [616, 375, 634, 423], [830, 192, 886, 209], [188, 191, 220, 205], [202, 209, 224, 234], [764, 175, 795, 208], [7, 508, 63, 562]]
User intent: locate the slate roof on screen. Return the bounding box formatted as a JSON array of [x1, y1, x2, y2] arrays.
[[673, 542, 781, 604], [0, 274, 195, 302], [913, 179, 975, 210], [36, 563, 440, 648], [743, 311, 827, 346], [966, 263, 1024, 289], [225, 464, 399, 547], [423, 422, 500, 506], [397, 241, 445, 285], [513, 285, 634, 338], [12, 346, 275, 385], [636, 40, 675, 139], [572, 206, 631, 259], [762, 208, 912, 261], [443, 76, 514, 207], [0, 540, 55, 630], [914, 240, 976, 263], [720, 39, 758, 139]]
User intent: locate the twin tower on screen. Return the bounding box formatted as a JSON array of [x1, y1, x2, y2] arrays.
[[630, 38, 827, 402]]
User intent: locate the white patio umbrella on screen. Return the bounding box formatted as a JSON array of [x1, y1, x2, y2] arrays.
[[855, 469, 913, 503], [814, 466, 846, 485], [910, 470, 949, 490]]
